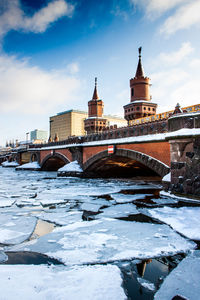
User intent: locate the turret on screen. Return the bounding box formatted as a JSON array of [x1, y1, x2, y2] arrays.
[[124, 47, 157, 124], [84, 78, 107, 134]]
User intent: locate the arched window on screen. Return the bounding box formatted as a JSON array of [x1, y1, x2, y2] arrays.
[[131, 88, 134, 97]]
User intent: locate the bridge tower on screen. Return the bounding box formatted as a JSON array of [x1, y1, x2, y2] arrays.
[[124, 47, 157, 124], [84, 78, 107, 134]]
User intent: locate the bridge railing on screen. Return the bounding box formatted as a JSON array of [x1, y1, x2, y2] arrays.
[[29, 119, 168, 149]]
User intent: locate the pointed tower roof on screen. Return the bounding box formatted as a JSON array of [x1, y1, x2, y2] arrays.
[[92, 77, 99, 100], [135, 47, 145, 78]]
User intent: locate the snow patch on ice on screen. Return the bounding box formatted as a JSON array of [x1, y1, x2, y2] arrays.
[[2, 161, 19, 167], [58, 161, 83, 172], [162, 172, 171, 182], [16, 161, 41, 170], [0, 264, 126, 300], [148, 207, 200, 240], [0, 215, 37, 245]]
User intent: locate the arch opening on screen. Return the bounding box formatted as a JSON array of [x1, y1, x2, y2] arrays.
[[84, 155, 159, 179], [83, 149, 169, 179], [41, 153, 69, 171]]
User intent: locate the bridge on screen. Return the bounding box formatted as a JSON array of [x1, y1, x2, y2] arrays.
[[0, 110, 198, 197]]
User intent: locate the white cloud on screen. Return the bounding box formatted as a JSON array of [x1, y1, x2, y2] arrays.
[[149, 43, 200, 113], [158, 42, 194, 66], [160, 0, 200, 35], [0, 0, 74, 37], [67, 62, 80, 74], [0, 54, 82, 114], [130, 0, 187, 18]]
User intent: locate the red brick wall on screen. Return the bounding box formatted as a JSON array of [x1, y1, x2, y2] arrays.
[[40, 149, 72, 164], [83, 141, 170, 166]]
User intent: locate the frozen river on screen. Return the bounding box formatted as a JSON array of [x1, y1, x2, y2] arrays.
[[0, 166, 200, 300]]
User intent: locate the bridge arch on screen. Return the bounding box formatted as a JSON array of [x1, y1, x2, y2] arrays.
[[41, 152, 70, 171], [83, 148, 170, 178]]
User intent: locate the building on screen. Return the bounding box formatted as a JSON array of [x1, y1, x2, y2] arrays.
[[49, 109, 88, 141], [84, 78, 108, 134], [30, 129, 48, 143], [123, 47, 157, 124], [49, 108, 126, 142]]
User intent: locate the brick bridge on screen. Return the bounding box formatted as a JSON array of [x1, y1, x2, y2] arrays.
[[2, 112, 200, 196]]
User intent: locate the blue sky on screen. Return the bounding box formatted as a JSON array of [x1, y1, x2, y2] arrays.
[[1, 0, 200, 146]]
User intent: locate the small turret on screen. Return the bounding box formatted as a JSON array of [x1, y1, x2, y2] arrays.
[[84, 78, 107, 134]]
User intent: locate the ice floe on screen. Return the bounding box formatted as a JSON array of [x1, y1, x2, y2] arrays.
[[10, 219, 196, 265], [98, 203, 138, 218], [110, 193, 147, 204], [148, 207, 200, 240], [16, 161, 41, 170], [154, 251, 200, 300], [1, 161, 19, 167], [0, 199, 16, 207], [137, 277, 155, 291], [0, 264, 126, 300], [58, 160, 83, 172], [0, 251, 8, 263], [0, 215, 37, 245], [37, 210, 83, 226]]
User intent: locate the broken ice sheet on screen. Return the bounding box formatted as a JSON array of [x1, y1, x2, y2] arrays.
[[39, 199, 70, 207], [10, 219, 196, 265], [0, 199, 16, 207], [0, 215, 37, 245], [81, 203, 102, 212], [0, 264, 126, 300], [154, 251, 200, 300], [147, 207, 200, 240], [37, 210, 83, 226], [110, 193, 148, 204], [0, 251, 8, 263], [98, 203, 138, 218], [137, 277, 155, 291]]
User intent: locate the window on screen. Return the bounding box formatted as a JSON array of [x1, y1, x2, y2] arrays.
[[148, 107, 151, 111], [131, 88, 134, 97], [144, 107, 146, 110], [137, 107, 140, 111]]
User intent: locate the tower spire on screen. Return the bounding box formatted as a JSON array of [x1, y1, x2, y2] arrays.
[[135, 46, 145, 78], [92, 77, 99, 100]]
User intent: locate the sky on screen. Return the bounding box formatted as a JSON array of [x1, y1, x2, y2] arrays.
[[1, 0, 200, 146]]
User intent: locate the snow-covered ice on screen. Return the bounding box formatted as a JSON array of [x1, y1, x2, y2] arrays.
[[110, 193, 147, 204], [16, 161, 41, 170], [0, 264, 126, 300], [148, 206, 200, 240], [1, 161, 19, 167], [58, 160, 83, 172], [0, 215, 37, 244], [162, 172, 171, 182], [0, 251, 8, 263], [137, 277, 155, 291], [81, 202, 102, 212], [0, 199, 16, 207], [154, 251, 200, 300], [98, 203, 138, 218], [10, 219, 196, 265], [37, 210, 83, 226]]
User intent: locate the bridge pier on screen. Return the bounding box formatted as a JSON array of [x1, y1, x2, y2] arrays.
[[167, 112, 200, 197]]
